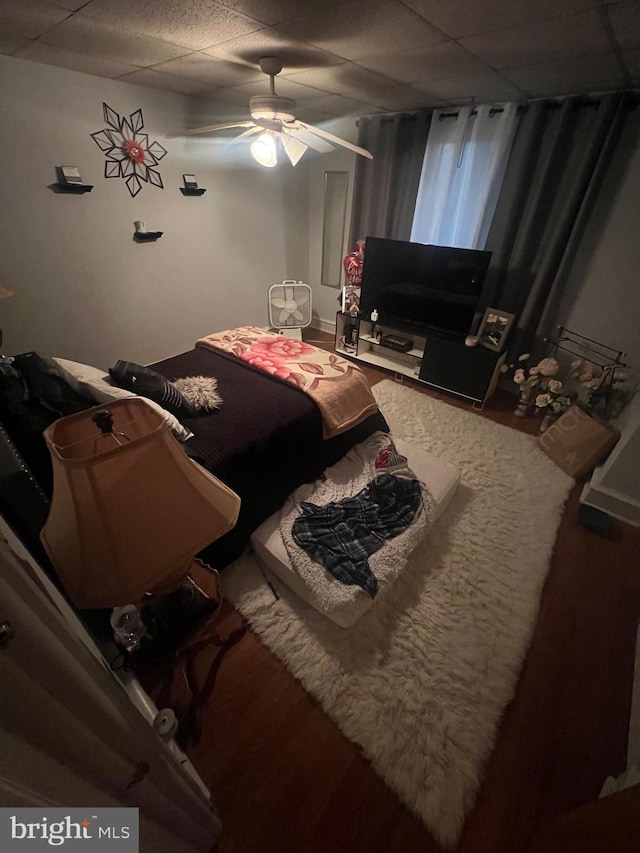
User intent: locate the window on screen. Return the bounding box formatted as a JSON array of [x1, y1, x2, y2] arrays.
[[410, 103, 518, 250]]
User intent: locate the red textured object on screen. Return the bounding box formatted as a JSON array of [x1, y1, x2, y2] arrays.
[[343, 239, 366, 287], [123, 138, 146, 163]]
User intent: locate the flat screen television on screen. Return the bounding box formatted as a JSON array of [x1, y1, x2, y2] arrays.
[[359, 237, 491, 338]]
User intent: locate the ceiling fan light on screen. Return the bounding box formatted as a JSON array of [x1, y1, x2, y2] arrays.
[[251, 132, 278, 168]]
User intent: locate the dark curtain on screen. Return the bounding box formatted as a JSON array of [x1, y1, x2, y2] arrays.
[[481, 92, 635, 357], [349, 111, 431, 247]]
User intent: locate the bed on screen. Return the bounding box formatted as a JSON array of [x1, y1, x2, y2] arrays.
[[1, 342, 387, 583], [151, 343, 388, 569]]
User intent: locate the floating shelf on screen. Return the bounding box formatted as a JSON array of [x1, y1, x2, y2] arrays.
[[50, 183, 94, 194], [180, 187, 206, 196], [134, 231, 163, 242]]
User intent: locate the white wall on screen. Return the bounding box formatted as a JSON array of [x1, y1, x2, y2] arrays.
[[0, 56, 309, 368]]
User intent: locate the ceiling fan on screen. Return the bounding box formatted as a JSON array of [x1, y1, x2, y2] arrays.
[[166, 56, 373, 167]]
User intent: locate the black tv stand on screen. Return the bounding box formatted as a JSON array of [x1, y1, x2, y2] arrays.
[[427, 326, 465, 343], [335, 312, 506, 407]]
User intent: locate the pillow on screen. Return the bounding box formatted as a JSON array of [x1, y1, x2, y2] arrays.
[[171, 375, 222, 412], [53, 358, 193, 442], [109, 360, 195, 417], [53, 357, 134, 404]]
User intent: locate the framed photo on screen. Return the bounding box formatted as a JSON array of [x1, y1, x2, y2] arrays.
[[342, 285, 361, 317], [477, 308, 514, 353], [59, 165, 83, 184]]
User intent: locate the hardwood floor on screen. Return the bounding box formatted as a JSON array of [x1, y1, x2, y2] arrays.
[[141, 329, 640, 853]]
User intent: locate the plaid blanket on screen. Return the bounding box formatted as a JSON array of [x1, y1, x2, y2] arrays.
[[292, 472, 423, 597], [279, 432, 435, 620]]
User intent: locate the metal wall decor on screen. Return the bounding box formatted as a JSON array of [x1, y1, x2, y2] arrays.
[[91, 103, 167, 198]]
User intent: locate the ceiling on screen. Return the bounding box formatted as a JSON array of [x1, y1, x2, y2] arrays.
[[2, 0, 639, 124]]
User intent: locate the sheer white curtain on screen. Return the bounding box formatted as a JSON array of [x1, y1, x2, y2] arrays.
[[410, 102, 519, 249]]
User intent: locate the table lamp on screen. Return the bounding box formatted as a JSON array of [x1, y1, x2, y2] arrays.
[[40, 397, 240, 610]]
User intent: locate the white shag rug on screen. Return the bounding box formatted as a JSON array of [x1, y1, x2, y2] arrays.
[[224, 380, 573, 848]]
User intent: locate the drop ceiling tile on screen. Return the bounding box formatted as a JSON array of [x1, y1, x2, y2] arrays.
[[118, 68, 212, 94], [193, 86, 254, 107], [608, 0, 640, 49], [40, 14, 188, 66], [202, 26, 338, 68], [502, 51, 623, 94], [230, 75, 328, 99], [356, 41, 492, 84], [416, 69, 526, 100], [151, 54, 266, 85], [293, 106, 337, 124], [0, 0, 70, 40], [0, 33, 31, 54], [358, 85, 436, 111], [294, 93, 375, 115], [80, 0, 263, 51], [14, 41, 138, 77], [40, 0, 87, 9], [213, 0, 348, 28], [279, 0, 445, 61], [402, 0, 600, 39], [520, 78, 626, 97], [201, 26, 272, 61], [285, 63, 395, 98], [459, 10, 612, 69]]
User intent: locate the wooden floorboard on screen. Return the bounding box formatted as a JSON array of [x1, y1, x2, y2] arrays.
[[528, 785, 640, 853], [140, 329, 640, 852]]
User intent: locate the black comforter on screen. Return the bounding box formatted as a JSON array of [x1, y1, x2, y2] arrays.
[[152, 346, 388, 569]]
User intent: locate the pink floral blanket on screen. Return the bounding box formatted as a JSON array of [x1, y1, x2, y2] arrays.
[[196, 326, 379, 439]]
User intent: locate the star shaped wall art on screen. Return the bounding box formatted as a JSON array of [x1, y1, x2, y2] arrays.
[[91, 103, 167, 198]]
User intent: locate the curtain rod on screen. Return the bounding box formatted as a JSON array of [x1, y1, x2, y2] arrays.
[[357, 92, 637, 125], [438, 98, 603, 121]]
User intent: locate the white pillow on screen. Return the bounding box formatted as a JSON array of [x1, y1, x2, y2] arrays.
[[53, 358, 193, 442]]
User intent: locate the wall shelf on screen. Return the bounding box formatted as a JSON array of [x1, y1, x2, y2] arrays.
[[134, 231, 163, 242], [180, 187, 206, 196], [50, 183, 94, 194]]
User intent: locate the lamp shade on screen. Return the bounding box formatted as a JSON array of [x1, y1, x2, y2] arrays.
[[40, 398, 240, 608]]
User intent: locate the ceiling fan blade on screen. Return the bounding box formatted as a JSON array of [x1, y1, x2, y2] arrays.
[[284, 123, 334, 154], [281, 131, 308, 166], [165, 121, 254, 139], [228, 125, 263, 145], [296, 121, 373, 159]]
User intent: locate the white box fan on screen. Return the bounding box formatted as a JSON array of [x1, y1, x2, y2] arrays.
[[268, 281, 312, 340]]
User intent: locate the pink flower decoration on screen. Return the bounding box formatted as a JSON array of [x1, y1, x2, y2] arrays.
[[248, 338, 315, 361], [537, 357, 560, 377], [123, 138, 146, 163], [240, 352, 291, 380]]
